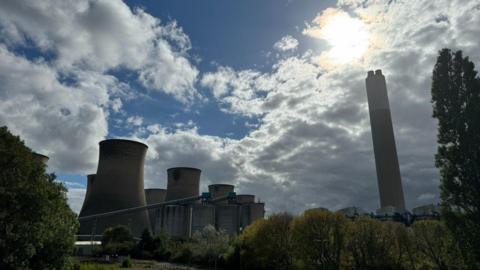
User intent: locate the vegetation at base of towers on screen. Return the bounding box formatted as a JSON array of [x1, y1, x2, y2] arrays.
[[0, 126, 79, 270], [101, 225, 136, 256], [90, 208, 466, 269], [431, 48, 480, 268]]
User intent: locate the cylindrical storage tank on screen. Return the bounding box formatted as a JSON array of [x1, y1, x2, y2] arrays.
[[191, 205, 215, 234], [236, 194, 255, 204], [79, 174, 96, 214], [165, 167, 201, 201], [208, 184, 234, 204], [33, 152, 49, 165], [78, 139, 150, 237], [249, 202, 265, 223], [162, 205, 187, 238], [216, 205, 239, 235], [145, 188, 167, 232]]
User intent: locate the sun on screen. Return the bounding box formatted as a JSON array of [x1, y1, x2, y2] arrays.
[[304, 8, 369, 66]]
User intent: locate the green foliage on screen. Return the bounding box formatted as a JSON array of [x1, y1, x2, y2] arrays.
[[0, 126, 79, 270], [101, 225, 135, 256], [412, 220, 465, 269], [191, 225, 229, 269], [345, 217, 415, 270], [291, 209, 350, 270], [134, 229, 169, 260], [238, 213, 294, 270], [431, 48, 480, 267], [121, 256, 132, 268]]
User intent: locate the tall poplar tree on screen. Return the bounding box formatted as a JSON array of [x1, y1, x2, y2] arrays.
[[431, 48, 480, 267]]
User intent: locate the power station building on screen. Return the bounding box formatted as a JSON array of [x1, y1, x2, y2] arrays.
[[365, 70, 406, 212], [78, 139, 265, 237]]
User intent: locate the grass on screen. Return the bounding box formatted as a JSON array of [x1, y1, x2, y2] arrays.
[[72, 258, 196, 270]]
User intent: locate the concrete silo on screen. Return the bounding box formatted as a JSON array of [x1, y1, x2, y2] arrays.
[[145, 188, 167, 232], [78, 139, 150, 236], [365, 70, 406, 211], [208, 184, 235, 204]]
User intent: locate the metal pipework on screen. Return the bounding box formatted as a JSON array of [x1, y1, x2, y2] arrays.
[[79, 194, 206, 221]]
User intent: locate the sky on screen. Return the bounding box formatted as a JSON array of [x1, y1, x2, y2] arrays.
[[1, 0, 480, 214]]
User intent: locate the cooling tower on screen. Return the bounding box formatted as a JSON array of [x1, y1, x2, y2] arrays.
[[365, 70, 406, 210], [78, 139, 150, 236], [166, 167, 201, 201], [208, 184, 235, 204], [33, 152, 49, 165], [145, 188, 167, 232], [79, 174, 96, 215]]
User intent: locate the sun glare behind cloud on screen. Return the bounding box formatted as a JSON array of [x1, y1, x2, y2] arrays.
[[304, 8, 369, 67]]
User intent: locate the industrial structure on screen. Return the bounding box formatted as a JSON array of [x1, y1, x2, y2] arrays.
[[77, 139, 265, 238], [78, 139, 150, 236], [365, 70, 406, 212]]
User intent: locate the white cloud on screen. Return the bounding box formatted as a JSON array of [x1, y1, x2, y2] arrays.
[[127, 115, 144, 126], [67, 188, 86, 213], [192, 0, 480, 213], [0, 0, 199, 103], [273, 35, 299, 52]]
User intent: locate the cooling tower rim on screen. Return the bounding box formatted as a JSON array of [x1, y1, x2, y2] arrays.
[[145, 188, 167, 191], [87, 173, 96, 177], [208, 184, 235, 188], [236, 194, 255, 197], [167, 167, 201, 172], [33, 152, 49, 160], [99, 138, 148, 148]]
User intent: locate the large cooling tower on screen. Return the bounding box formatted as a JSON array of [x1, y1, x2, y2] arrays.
[[165, 167, 201, 201], [209, 184, 234, 204], [78, 139, 150, 236], [33, 152, 49, 165], [145, 188, 167, 232], [365, 70, 406, 210]]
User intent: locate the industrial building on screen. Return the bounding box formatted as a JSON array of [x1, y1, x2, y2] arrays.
[[77, 139, 265, 238], [365, 69, 406, 212]]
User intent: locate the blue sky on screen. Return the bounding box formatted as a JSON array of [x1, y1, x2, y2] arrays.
[[1, 0, 479, 214]]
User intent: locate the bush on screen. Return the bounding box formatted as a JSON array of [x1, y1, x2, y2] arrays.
[[121, 256, 132, 268], [102, 225, 135, 256]]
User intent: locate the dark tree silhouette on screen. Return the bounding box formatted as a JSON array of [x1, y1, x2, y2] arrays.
[[431, 49, 480, 267], [0, 126, 78, 270]]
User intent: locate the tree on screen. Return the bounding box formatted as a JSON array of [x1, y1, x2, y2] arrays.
[[239, 213, 294, 270], [101, 225, 135, 256], [412, 220, 465, 269], [0, 126, 78, 270], [191, 225, 230, 270], [291, 209, 349, 270], [345, 217, 413, 270], [431, 48, 480, 266]]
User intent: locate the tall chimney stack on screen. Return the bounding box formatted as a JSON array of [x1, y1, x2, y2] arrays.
[[365, 70, 406, 210]]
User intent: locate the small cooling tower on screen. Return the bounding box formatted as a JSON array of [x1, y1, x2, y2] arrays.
[[78, 139, 150, 236], [33, 152, 49, 165], [165, 167, 201, 201], [208, 184, 235, 204]]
